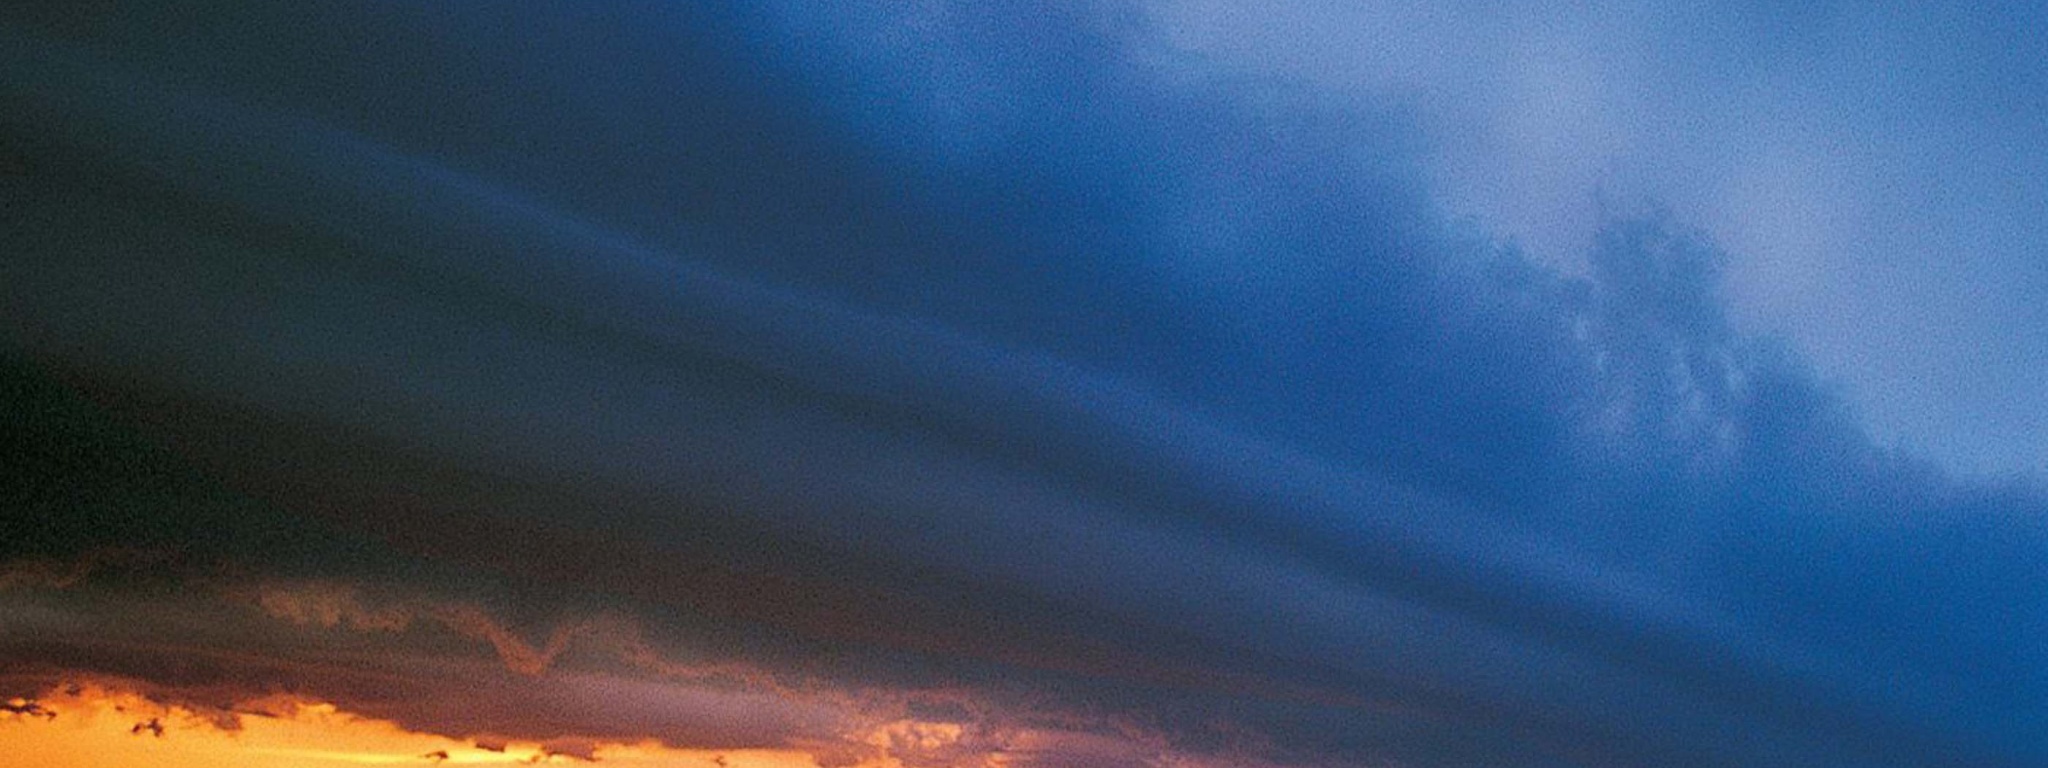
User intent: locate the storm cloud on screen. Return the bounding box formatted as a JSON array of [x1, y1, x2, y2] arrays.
[[4, 3, 2046, 767]]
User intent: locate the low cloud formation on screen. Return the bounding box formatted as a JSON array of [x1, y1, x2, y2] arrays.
[[255, 583, 647, 679], [250, 582, 783, 688], [3, 2, 2046, 767], [2, 574, 1284, 767], [0, 549, 167, 593], [2, 699, 58, 721]]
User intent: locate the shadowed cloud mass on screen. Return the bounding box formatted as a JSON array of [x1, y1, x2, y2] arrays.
[[3, 2, 2046, 767]]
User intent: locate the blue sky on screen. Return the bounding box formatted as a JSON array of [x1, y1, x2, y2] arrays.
[[3, 3, 2046, 767]]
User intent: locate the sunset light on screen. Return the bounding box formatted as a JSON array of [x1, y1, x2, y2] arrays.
[[3, 684, 844, 768]]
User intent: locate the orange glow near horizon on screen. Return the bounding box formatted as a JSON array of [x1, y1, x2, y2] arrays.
[[0, 684, 829, 768]]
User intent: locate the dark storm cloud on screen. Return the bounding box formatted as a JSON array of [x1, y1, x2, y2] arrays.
[[4, 3, 2047, 767]]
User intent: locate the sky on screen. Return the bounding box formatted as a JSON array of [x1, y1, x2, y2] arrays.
[[1149, 0, 2048, 477], [2, 2, 2045, 767]]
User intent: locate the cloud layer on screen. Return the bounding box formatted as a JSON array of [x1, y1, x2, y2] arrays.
[[4, 3, 2046, 767]]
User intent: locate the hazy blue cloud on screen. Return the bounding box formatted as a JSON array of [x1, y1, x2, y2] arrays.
[[1144, 0, 2048, 476]]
